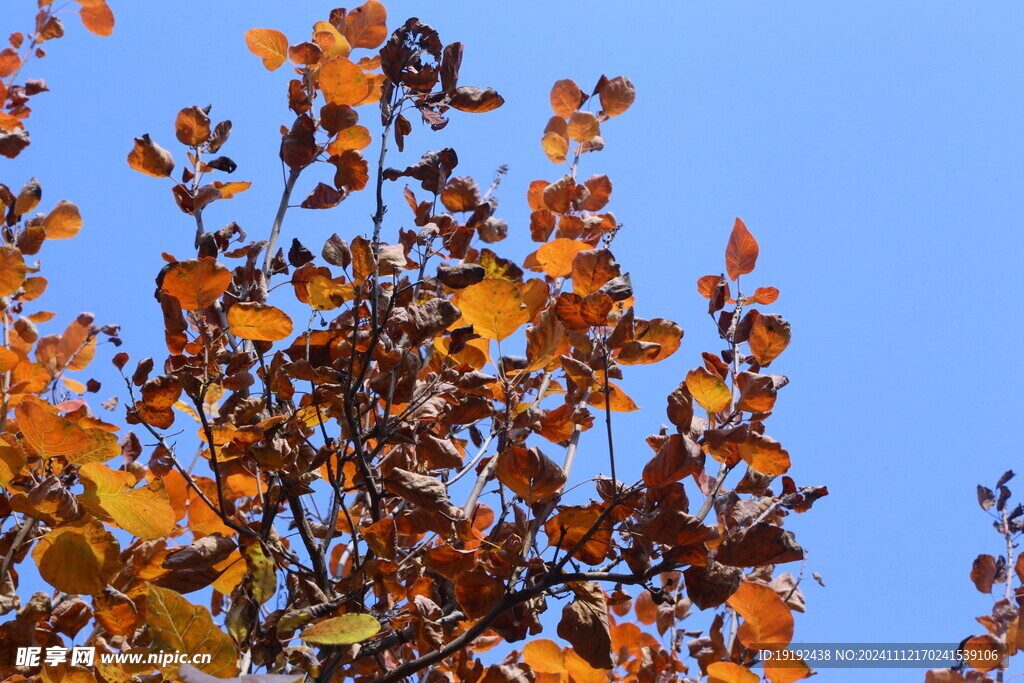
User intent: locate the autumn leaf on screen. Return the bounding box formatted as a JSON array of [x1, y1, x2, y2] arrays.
[[495, 446, 566, 504], [457, 278, 530, 341], [245, 28, 289, 71], [79, 1, 115, 37], [0, 246, 28, 297], [320, 57, 370, 106], [536, 238, 590, 278], [597, 76, 636, 117], [161, 258, 231, 310], [228, 302, 293, 341], [343, 1, 388, 49], [42, 200, 83, 239], [127, 134, 175, 177], [708, 662, 759, 683], [146, 585, 239, 677], [685, 367, 732, 413], [727, 581, 794, 650], [175, 106, 211, 146], [78, 463, 177, 539], [32, 518, 120, 594], [749, 313, 791, 366], [300, 614, 381, 645], [550, 79, 583, 119], [737, 432, 791, 476], [725, 217, 759, 281]]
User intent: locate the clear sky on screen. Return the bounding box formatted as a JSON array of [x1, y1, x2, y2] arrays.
[[8, 2, 1024, 681]]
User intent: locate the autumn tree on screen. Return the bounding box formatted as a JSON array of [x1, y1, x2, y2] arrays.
[[924, 474, 1024, 683], [0, 3, 827, 682]]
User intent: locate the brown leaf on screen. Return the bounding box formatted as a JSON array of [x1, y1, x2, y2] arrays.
[[971, 554, 997, 594], [597, 76, 636, 117], [384, 468, 449, 509], [455, 567, 504, 619], [717, 523, 804, 567], [128, 134, 175, 177], [449, 86, 505, 113], [642, 434, 704, 489], [557, 584, 613, 670], [495, 446, 566, 504], [683, 561, 742, 610]]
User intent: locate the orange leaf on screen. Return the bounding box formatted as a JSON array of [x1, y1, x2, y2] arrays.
[[320, 57, 369, 106], [727, 581, 794, 650], [495, 446, 566, 504], [550, 79, 582, 119], [80, 1, 114, 37], [175, 106, 211, 146], [127, 134, 175, 178], [344, 1, 388, 49], [327, 125, 372, 153], [749, 313, 791, 366], [707, 662, 759, 683], [42, 200, 82, 239], [738, 433, 791, 476], [522, 639, 565, 674], [752, 286, 779, 304], [0, 247, 27, 297], [725, 217, 759, 281], [764, 655, 813, 683], [16, 396, 91, 459], [244, 28, 289, 71], [227, 302, 293, 341], [537, 238, 590, 278], [161, 258, 231, 311], [567, 111, 600, 142]]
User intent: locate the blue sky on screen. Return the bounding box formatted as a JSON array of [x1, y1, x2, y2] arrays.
[[8, 1, 1024, 681]]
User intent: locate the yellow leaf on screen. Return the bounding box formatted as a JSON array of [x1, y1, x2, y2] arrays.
[[536, 238, 590, 278], [227, 302, 293, 341], [541, 131, 568, 164], [457, 279, 530, 342], [211, 181, 251, 199], [312, 21, 352, 60], [522, 639, 565, 673], [308, 275, 355, 311], [300, 614, 381, 645], [33, 518, 120, 594], [244, 28, 289, 71], [145, 585, 239, 678], [685, 367, 732, 413], [78, 463, 177, 539]]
